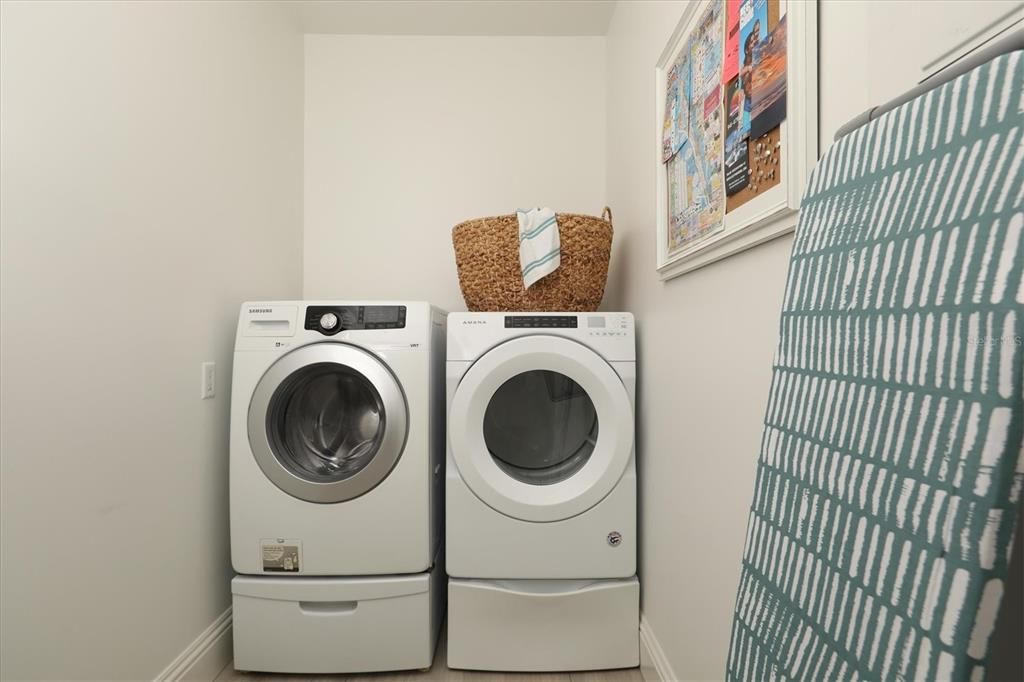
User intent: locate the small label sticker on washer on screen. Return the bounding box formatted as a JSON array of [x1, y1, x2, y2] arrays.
[[261, 540, 301, 572]]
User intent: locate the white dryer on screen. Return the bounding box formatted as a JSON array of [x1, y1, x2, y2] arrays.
[[445, 312, 638, 672], [229, 301, 445, 674], [446, 312, 636, 578]]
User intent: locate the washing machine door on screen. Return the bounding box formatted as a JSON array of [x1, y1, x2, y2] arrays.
[[248, 343, 408, 503], [449, 335, 633, 522]]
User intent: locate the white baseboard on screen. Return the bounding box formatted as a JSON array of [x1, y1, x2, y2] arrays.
[[155, 607, 233, 682], [639, 613, 679, 682]]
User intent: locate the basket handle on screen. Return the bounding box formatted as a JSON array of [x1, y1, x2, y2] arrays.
[[601, 206, 613, 225]]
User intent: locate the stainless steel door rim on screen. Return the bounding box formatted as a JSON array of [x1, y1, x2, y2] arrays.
[[248, 342, 408, 504]]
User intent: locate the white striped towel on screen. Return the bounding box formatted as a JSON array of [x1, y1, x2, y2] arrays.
[[517, 207, 560, 289]]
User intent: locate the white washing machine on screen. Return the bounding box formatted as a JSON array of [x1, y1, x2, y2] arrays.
[[445, 311, 639, 672], [229, 301, 445, 674]]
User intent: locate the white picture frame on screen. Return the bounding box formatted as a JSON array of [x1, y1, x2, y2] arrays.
[[655, 0, 818, 280]]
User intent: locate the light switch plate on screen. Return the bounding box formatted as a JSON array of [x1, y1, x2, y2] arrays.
[[201, 361, 216, 399]]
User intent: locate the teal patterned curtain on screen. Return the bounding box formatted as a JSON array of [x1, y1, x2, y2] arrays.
[[727, 51, 1023, 681]]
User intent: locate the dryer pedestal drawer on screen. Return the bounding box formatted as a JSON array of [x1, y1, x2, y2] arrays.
[[447, 576, 639, 672], [231, 566, 443, 674]]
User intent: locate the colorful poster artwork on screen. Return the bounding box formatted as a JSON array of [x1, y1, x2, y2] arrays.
[[676, 57, 691, 151], [666, 2, 726, 253], [738, 0, 768, 138], [694, 3, 723, 121], [724, 77, 749, 195], [750, 15, 787, 138], [723, 0, 742, 82], [661, 55, 690, 162], [704, 90, 720, 120], [667, 146, 688, 227], [662, 60, 680, 162]]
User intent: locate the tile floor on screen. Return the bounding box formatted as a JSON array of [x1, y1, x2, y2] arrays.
[[215, 625, 643, 682]]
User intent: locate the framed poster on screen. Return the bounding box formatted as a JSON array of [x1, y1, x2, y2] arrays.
[[655, 0, 817, 280]]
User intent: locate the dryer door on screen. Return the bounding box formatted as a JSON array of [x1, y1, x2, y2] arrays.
[[449, 335, 633, 522], [248, 343, 408, 503]]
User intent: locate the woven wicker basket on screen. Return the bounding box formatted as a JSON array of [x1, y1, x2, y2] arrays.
[[452, 207, 613, 312]]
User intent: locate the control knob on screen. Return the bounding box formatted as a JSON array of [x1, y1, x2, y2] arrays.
[[319, 312, 339, 330]]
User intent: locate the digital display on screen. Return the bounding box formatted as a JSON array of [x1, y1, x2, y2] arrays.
[[587, 317, 606, 328], [364, 306, 401, 324]]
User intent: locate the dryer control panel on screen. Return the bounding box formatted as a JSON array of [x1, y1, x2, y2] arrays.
[[448, 312, 635, 362], [505, 315, 578, 328], [305, 305, 406, 335]]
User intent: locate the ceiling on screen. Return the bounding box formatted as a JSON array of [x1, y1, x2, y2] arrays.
[[296, 0, 617, 36]]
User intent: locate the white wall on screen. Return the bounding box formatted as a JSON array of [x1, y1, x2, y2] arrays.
[[304, 35, 606, 310], [817, 0, 1024, 149], [604, 1, 1021, 679], [0, 2, 303, 679]]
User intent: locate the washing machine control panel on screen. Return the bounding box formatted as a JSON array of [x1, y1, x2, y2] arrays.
[[305, 305, 406, 335], [505, 315, 578, 328]]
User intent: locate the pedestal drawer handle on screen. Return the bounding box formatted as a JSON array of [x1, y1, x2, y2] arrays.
[[298, 600, 358, 615]]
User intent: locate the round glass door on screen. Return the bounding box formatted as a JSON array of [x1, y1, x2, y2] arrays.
[[266, 363, 386, 483], [249, 343, 408, 503], [483, 370, 598, 485], [449, 335, 633, 522]]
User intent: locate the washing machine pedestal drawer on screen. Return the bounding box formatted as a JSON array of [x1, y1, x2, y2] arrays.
[[447, 576, 639, 671], [231, 566, 443, 674]]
